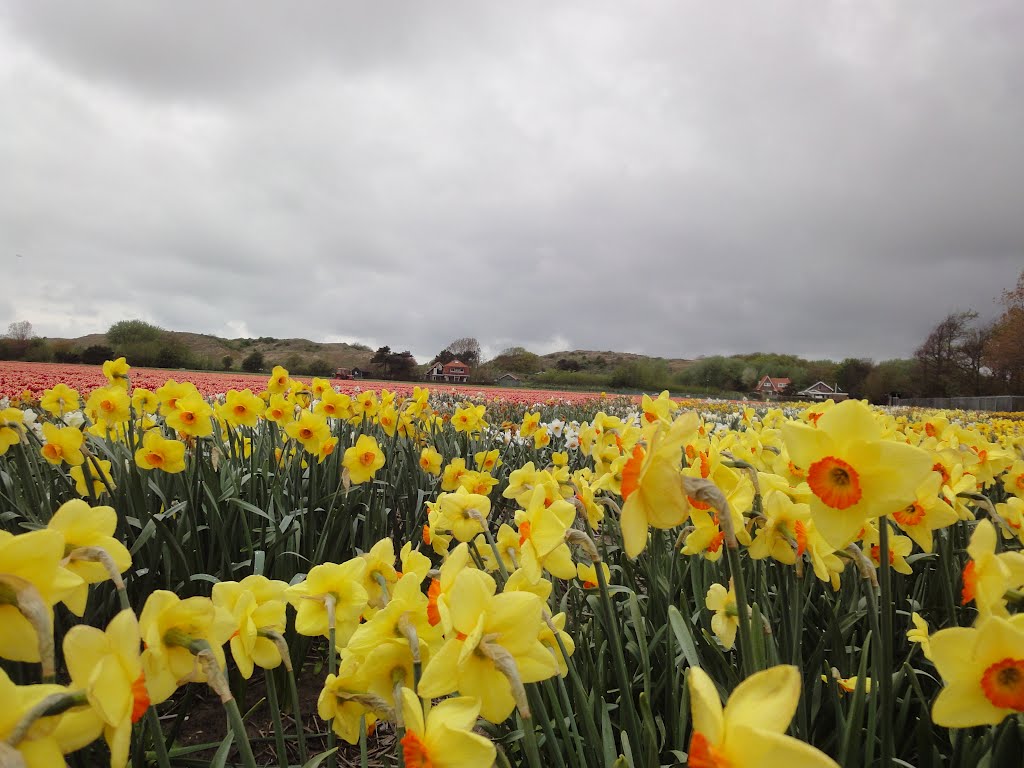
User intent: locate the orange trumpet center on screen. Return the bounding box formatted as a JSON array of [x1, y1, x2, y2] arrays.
[[518, 521, 532, 546], [688, 732, 732, 768], [401, 730, 434, 768], [807, 456, 862, 510], [131, 673, 151, 723], [893, 501, 927, 527], [981, 658, 1024, 711], [620, 445, 644, 500], [962, 560, 978, 605]]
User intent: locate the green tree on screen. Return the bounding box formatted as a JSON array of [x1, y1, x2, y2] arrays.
[[242, 350, 265, 372], [106, 319, 163, 346], [835, 358, 875, 399]]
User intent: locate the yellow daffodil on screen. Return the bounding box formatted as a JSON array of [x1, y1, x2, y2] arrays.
[[0, 669, 85, 767], [285, 558, 369, 649], [317, 668, 379, 744], [137, 591, 235, 704], [85, 386, 131, 426], [706, 581, 739, 649], [40, 383, 80, 417], [266, 365, 291, 395], [452, 403, 486, 434], [102, 357, 131, 389], [39, 421, 84, 466], [520, 411, 541, 438], [131, 387, 158, 414], [515, 486, 577, 580], [907, 612, 931, 658], [474, 448, 502, 472], [960, 518, 1024, 618], [0, 529, 84, 661], [419, 446, 443, 475], [476, 524, 521, 574], [316, 388, 353, 420], [434, 487, 490, 542], [459, 469, 498, 496], [265, 394, 296, 426], [70, 459, 116, 497], [359, 537, 398, 609], [165, 393, 213, 438], [219, 389, 266, 428], [211, 576, 288, 678], [352, 390, 379, 420], [620, 413, 699, 558], [890, 472, 958, 553], [822, 671, 873, 695], [47, 499, 131, 606], [441, 457, 470, 491], [781, 399, 933, 548], [417, 568, 557, 723], [63, 609, 149, 767], [748, 490, 810, 565], [1002, 459, 1024, 500], [399, 687, 496, 768], [344, 573, 442, 667], [576, 561, 610, 590], [687, 665, 839, 767], [285, 409, 331, 454], [134, 429, 187, 473], [931, 615, 1024, 726], [342, 434, 386, 484]]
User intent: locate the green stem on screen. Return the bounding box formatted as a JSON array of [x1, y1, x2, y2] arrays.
[[223, 695, 258, 768], [265, 671, 288, 768], [877, 517, 895, 765], [286, 664, 309, 764], [478, 517, 510, 582], [359, 713, 369, 768], [724, 536, 757, 676], [594, 553, 642, 755], [520, 714, 544, 768], [327, 620, 337, 768]]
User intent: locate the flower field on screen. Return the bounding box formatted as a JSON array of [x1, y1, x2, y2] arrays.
[[2, 358, 1024, 767], [0, 360, 618, 407]]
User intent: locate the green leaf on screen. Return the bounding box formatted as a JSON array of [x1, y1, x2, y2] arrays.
[[667, 605, 701, 670]]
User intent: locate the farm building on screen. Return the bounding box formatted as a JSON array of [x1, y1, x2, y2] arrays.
[[796, 382, 849, 401], [426, 359, 470, 383], [754, 375, 791, 399]]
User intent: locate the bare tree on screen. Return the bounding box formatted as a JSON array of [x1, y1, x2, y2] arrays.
[[444, 337, 481, 368], [984, 269, 1024, 393], [913, 311, 977, 397], [5, 320, 34, 340], [958, 322, 995, 396]]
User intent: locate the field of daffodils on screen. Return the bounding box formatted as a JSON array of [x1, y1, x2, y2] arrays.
[[1, 358, 1023, 767]]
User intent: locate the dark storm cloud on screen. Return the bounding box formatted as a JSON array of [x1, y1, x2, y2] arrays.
[[2, 1, 1022, 364]]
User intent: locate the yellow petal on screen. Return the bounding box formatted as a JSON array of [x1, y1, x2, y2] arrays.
[[687, 667, 724, 746], [723, 665, 800, 737]]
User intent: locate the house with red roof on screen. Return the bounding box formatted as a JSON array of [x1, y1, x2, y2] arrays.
[[426, 359, 470, 383], [754, 375, 791, 399]]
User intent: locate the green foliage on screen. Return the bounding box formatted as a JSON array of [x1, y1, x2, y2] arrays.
[[0, 392, 1013, 767], [80, 344, 114, 364], [488, 348, 542, 374], [241, 350, 265, 372], [609, 358, 671, 390], [221, 355, 233, 370], [106, 319, 163, 346]]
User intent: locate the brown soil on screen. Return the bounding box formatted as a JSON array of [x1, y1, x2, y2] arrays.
[[165, 666, 397, 767]]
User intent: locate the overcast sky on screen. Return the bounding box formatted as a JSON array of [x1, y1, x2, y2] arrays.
[[2, 1, 1022, 364]]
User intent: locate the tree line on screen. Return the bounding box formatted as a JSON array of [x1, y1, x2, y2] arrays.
[[4, 272, 1021, 398], [912, 268, 1024, 397]]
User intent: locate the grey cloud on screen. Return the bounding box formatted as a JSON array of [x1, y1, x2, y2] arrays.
[[2, 1, 1022, 366]]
